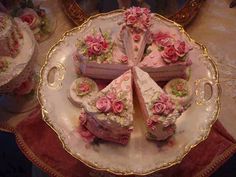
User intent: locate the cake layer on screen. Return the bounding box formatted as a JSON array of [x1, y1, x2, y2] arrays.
[[79, 60, 131, 80], [140, 66, 189, 81], [81, 112, 131, 145]]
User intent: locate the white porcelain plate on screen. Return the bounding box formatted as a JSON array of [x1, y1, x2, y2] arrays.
[[38, 11, 220, 175]]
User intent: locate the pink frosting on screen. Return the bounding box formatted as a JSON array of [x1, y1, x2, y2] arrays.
[[153, 32, 174, 47], [96, 96, 112, 113], [79, 82, 91, 93], [120, 55, 128, 64], [152, 93, 175, 116], [112, 100, 124, 114], [161, 45, 178, 63], [133, 34, 141, 42], [78, 113, 95, 143], [106, 92, 117, 101], [85, 34, 109, 56], [174, 40, 190, 57], [20, 8, 40, 30], [124, 7, 151, 31]]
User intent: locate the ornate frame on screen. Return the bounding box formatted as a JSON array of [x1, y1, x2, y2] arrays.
[[62, 0, 204, 26]]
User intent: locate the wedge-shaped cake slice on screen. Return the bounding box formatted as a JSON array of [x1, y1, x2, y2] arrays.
[[79, 70, 133, 145], [120, 7, 152, 65], [139, 32, 192, 81], [75, 30, 131, 80], [133, 67, 184, 141]]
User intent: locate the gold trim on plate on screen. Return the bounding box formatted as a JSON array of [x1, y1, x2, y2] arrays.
[[37, 11, 221, 176]]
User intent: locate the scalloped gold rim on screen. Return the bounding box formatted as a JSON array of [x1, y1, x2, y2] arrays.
[[37, 10, 221, 176]]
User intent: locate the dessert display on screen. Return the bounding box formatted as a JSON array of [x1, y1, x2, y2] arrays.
[[78, 70, 133, 145], [71, 7, 194, 144], [68, 77, 99, 107], [164, 78, 193, 107], [76, 7, 192, 82], [133, 67, 184, 141], [38, 6, 220, 174]]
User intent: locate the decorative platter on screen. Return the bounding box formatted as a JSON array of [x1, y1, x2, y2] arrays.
[[38, 10, 220, 175]]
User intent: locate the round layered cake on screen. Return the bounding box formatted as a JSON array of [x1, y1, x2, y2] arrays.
[[0, 12, 23, 58], [0, 12, 37, 94]]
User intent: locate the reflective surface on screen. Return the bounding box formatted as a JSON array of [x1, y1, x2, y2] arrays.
[[76, 0, 187, 17]]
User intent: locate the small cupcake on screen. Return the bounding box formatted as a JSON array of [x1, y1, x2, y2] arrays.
[[164, 78, 193, 107], [69, 77, 98, 107]]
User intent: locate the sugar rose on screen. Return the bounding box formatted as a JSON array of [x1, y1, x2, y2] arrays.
[[96, 96, 112, 113], [161, 45, 178, 63], [20, 8, 41, 30], [112, 100, 124, 114]]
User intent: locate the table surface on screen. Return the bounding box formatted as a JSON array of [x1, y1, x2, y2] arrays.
[[0, 0, 236, 159]]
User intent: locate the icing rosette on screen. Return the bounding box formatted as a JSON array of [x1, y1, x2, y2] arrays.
[[77, 30, 113, 63], [146, 92, 184, 133], [164, 78, 193, 107], [124, 7, 152, 32], [69, 77, 98, 107], [96, 92, 125, 115], [20, 8, 41, 30], [151, 31, 192, 64]]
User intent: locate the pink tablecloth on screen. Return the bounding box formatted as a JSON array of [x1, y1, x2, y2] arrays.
[[1, 108, 233, 177]]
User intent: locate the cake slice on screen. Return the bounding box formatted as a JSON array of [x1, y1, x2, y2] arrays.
[[120, 7, 152, 65], [76, 30, 131, 80], [139, 32, 192, 81], [133, 67, 184, 141], [79, 70, 133, 145]]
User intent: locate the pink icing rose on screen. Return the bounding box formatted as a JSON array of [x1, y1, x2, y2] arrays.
[[14, 77, 34, 95], [126, 14, 137, 25], [153, 32, 174, 47], [112, 100, 124, 114], [161, 45, 178, 64], [96, 96, 112, 113], [133, 34, 141, 42], [20, 8, 41, 30], [106, 92, 117, 101], [174, 40, 190, 57], [152, 93, 175, 116], [88, 43, 103, 56], [79, 82, 91, 93], [85, 34, 109, 56], [152, 102, 166, 115], [124, 7, 151, 31], [120, 55, 128, 64]]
